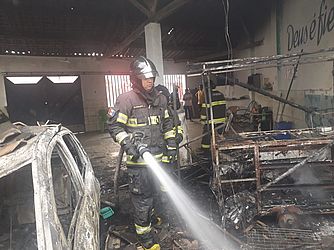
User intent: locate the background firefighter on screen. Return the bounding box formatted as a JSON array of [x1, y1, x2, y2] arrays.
[[200, 80, 226, 154], [107, 56, 180, 250]]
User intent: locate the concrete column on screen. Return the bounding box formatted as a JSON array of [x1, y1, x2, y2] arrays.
[[144, 22, 164, 86], [0, 77, 8, 115]]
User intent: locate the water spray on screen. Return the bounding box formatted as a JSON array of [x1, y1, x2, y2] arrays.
[[142, 152, 237, 250], [132, 132, 238, 250]]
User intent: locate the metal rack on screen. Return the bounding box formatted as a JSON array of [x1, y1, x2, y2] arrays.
[[217, 128, 334, 215], [186, 47, 334, 231], [187, 47, 334, 76]]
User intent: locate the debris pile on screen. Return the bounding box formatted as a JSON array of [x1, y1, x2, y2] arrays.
[[223, 191, 257, 231]]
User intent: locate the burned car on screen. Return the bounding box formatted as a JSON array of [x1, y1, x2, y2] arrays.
[[0, 122, 100, 249]]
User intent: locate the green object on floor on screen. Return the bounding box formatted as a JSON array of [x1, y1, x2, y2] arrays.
[[100, 206, 114, 219], [98, 108, 108, 132]]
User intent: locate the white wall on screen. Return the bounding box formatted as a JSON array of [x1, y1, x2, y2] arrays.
[[0, 56, 186, 131], [233, 0, 334, 128], [233, 2, 277, 114], [278, 0, 334, 127]]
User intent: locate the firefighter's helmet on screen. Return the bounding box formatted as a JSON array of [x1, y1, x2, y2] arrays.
[[130, 56, 159, 84]]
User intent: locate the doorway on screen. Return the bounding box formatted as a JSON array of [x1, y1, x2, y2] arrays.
[[4, 76, 85, 131]]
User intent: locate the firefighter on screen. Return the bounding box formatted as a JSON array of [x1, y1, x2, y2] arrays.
[[200, 80, 226, 153], [108, 56, 180, 250]]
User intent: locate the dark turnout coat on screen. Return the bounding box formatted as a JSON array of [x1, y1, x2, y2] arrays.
[[108, 88, 178, 166], [200, 89, 226, 125], [200, 89, 226, 149]]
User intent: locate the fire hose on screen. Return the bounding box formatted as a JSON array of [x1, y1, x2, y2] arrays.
[[113, 147, 124, 207]]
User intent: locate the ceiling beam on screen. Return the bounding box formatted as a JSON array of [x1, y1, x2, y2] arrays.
[[106, 0, 191, 57], [150, 0, 158, 14], [142, 0, 158, 14], [128, 0, 151, 17]]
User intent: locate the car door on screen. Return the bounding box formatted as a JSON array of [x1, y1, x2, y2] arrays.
[[50, 137, 85, 249], [34, 128, 99, 250], [60, 131, 100, 249], [33, 130, 84, 250]]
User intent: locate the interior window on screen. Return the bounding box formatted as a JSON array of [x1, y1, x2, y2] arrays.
[[0, 164, 37, 250], [51, 146, 79, 237], [62, 134, 85, 176]]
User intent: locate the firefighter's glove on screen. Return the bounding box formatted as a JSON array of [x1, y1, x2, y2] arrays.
[[176, 133, 183, 144], [217, 126, 225, 135], [121, 137, 140, 161], [166, 148, 177, 162], [137, 143, 150, 157]]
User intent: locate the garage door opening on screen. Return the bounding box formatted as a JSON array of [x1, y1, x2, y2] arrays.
[[4, 76, 85, 132]]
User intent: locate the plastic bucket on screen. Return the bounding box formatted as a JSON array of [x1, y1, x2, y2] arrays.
[[275, 121, 293, 130], [274, 121, 293, 140]]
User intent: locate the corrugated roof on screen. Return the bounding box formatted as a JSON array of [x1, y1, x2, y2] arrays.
[[0, 0, 273, 62]]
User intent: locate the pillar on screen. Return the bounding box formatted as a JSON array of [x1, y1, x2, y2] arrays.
[[144, 22, 164, 86]]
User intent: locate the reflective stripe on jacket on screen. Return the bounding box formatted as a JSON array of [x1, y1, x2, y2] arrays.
[[200, 90, 226, 125]]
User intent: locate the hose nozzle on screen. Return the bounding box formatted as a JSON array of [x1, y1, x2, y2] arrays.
[[131, 132, 150, 156], [137, 143, 150, 156]]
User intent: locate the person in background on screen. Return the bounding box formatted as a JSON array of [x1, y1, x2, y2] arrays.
[[195, 84, 205, 115], [156, 84, 183, 165], [155, 84, 170, 101], [182, 88, 193, 121], [169, 86, 181, 110], [200, 81, 226, 154], [191, 87, 199, 118]]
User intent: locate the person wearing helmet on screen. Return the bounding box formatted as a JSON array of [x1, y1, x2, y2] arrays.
[[200, 79, 226, 154], [108, 56, 178, 250]]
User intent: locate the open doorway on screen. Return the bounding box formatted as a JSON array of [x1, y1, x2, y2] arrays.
[[4, 76, 85, 132]]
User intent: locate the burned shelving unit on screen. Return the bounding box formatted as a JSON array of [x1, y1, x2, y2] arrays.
[[215, 128, 334, 229], [186, 48, 334, 238]]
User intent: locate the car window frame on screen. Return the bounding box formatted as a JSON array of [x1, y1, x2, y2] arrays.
[[63, 133, 101, 249], [49, 135, 85, 246], [61, 133, 90, 179]]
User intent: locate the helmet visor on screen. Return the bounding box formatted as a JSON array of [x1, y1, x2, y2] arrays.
[[136, 71, 158, 80]]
